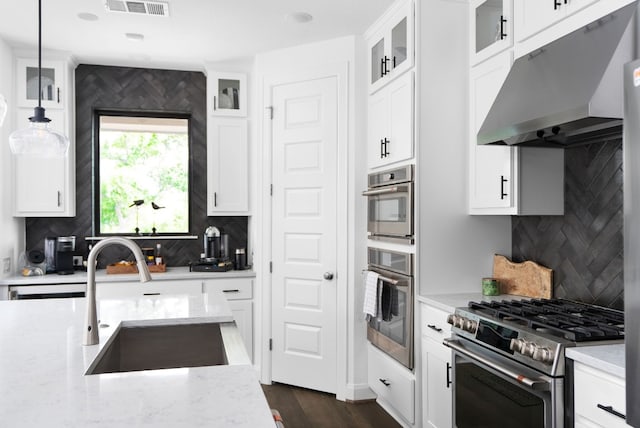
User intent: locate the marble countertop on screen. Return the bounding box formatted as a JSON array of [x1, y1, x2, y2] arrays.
[[0, 290, 274, 427], [566, 344, 626, 378], [0, 266, 255, 286]]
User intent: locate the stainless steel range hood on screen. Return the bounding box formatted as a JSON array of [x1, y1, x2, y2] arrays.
[[477, 2, 637, 147]]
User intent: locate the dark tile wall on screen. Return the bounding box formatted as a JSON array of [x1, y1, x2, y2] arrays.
[[512, 137, 623, 310], [25, 65, 248, 268]]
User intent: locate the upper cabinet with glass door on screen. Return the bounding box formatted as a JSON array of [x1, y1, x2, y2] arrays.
[[470, 0, 513, 66], [366, 0, 414, 94], [208, 71, 247, 117], [16, 58, 65, 110]]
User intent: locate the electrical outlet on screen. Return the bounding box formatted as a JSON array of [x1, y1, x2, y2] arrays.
[[72, 256, 83, 267], [2, 257, 11, 274]]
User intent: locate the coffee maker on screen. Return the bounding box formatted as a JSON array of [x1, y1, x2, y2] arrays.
[[190, 226, 233, 272], [55, 236, 75, 275]]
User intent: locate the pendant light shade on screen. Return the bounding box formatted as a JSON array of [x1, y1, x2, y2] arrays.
[[9, 0, 69, 157]]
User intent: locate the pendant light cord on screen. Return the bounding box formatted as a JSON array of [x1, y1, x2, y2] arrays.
[[38, 0, 42, 109]]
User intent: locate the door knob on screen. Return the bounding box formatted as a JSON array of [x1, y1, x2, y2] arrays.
[[323, 272, 334, 280]]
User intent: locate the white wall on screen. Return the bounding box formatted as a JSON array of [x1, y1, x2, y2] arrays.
[[0, 37, 24, 279], [253, 35, 370, 401], [417, 0, 511, 296]]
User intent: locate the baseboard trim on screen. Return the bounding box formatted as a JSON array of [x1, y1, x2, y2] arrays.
[[343, 383, 376, 402]]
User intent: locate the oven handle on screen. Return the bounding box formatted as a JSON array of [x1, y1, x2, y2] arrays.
[[443, 339, 550, 391], [361, 185, 408, 196]]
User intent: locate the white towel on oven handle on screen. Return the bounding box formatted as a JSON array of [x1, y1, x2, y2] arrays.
[[363, 270, 380, 318]]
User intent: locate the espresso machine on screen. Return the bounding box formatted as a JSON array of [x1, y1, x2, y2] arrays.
[[190, 226, 233, 272]]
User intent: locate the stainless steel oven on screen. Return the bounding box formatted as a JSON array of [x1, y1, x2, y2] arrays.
[[362, 165, 413, 243], [443, 299, 625, 428], [366, 247, 413, 369], [446, 337, 563, 428]]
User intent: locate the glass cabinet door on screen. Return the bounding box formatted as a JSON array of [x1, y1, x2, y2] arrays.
[[475, 0, 506, 54], [209, 72, 247, 117], [391, 17, 408, 70], [371, 37, 385, 86], [17, 59, 64, 109]]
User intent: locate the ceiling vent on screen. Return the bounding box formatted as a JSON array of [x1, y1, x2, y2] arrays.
[[104, 0, 169, 17]]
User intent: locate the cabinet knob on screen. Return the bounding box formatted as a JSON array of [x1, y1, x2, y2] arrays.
[[323, 272, 334, 280]]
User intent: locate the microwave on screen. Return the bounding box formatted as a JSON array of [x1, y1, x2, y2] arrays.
[[362, 165, 414, 243]]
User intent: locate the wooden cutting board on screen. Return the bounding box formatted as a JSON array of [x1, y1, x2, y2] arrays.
[[492, 254, 553, 299]]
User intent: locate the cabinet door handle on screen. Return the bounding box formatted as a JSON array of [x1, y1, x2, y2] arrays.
[[380, 139, 385, 158], [554, 0, 562, 10], [214, 192, 217, 207], [213, 95, 217, 110], [500, 16, 507, 40], [57, 191, 61, 207], [222, 289, 240, 293], [427, 324, 443, 332], [57, 87, 60, 104], [143, 293, 161, 296], [381, 56, 390, 76], [446, 362, 452, 388], [500, 175, 508, 200], [382, 138, 390, 157], [379, 378, 391, 387], [597, 404, 626, 420]]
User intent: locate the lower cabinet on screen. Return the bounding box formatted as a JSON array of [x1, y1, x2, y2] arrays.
[[574, 362, 628, 428], [203, 277, 253, 362], [421, 302, 453, 428], [96, 279, 203, 299], [368, 344, 415, 424]]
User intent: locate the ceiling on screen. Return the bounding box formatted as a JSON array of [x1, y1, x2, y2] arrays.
[[0, 0, 394, 71]]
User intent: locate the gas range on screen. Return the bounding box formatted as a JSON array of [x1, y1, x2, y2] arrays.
[[447, 298, 624, 377]]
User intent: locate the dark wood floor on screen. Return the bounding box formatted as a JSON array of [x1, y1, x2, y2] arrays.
[[261, 383, 402, 428]]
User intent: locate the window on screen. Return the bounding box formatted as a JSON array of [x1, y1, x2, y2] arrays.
[[96, 113, 190, 235]]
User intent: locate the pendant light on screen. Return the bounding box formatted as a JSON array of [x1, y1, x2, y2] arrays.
[[9, 0, 69, 157]]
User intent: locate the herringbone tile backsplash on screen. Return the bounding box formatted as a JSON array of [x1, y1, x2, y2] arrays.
[[512, 137, 623, 310], [26, 65, 248, 268]]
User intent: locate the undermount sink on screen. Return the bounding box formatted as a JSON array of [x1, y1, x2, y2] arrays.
[[86, 322, 236, 375]]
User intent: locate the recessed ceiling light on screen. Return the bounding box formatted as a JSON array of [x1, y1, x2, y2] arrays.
[[285, 12, 313, 24], [78, 12, 99, 21], [125, 33, 145, 42]]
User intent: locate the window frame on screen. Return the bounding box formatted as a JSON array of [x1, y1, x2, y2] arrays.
[[92, 109, 193, 237]]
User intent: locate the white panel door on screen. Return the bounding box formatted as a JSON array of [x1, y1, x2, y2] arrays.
[[271, 76, 338, 394]]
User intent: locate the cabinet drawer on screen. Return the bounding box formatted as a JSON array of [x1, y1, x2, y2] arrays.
[[421, 303, 452, 342], [97, 280, 202, 299], [368, 345, 415, 423], [574, 362, 627, 428], [203, 278, 252, 300]]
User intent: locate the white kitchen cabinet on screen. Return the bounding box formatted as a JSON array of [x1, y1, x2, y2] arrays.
[[13, 55, 75, 217], [207, 118, 249, 215], [368, 71, 413, 170], [366, 0, 414, 94], [574, 362, 629, 428], [421, 303, 453, 428], [208, 71, 247, 117], [468, 51, 564, 215], [368, 344, 415, 424], [96, 279, 203, 300], [514, 0, 636, 58], [203, 277, 253, 361], [470, 0, 513, 66], [0, 285, 7, 300]]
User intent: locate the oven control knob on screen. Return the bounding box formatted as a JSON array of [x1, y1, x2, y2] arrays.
[[447, 314, 464, 328], [532, 346, 555, 365], [509, 338, 526, 353], [522, 341, 537, 358], [446, 314, 456, 326], [462, 319, 478, 333]]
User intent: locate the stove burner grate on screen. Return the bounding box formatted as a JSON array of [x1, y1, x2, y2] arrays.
[[468, 299, 624, 342]]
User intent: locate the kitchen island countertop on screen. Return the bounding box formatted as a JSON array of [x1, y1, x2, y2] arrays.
[[0, 290, 273, 427]]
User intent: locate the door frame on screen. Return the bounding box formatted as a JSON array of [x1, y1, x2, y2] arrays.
[[258, 62, 349, 400]]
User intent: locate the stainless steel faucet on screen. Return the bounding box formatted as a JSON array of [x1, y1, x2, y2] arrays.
[[83, 237, 152, 345]]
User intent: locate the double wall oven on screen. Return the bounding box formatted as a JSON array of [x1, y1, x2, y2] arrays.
[[366, 247, 414, 369], [444, 299, 624, 428]]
